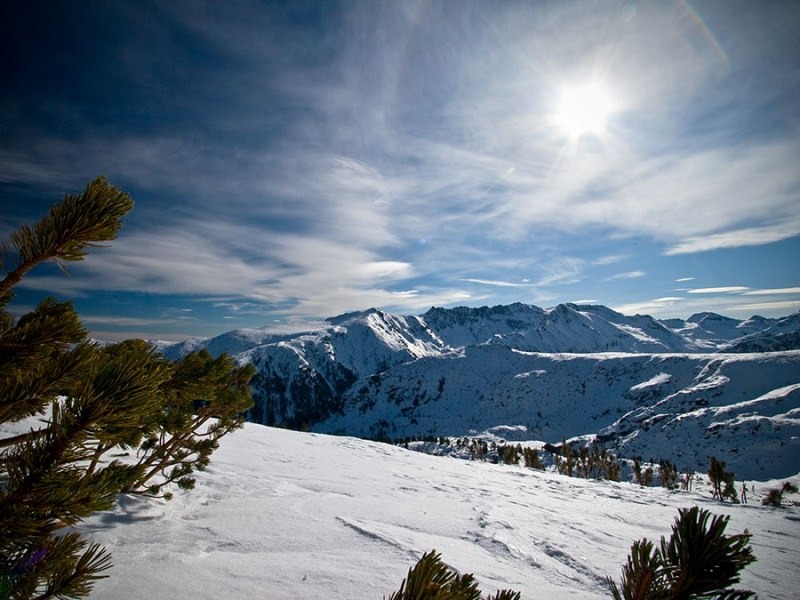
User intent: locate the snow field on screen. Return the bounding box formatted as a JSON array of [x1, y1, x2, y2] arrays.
[[85, 424, 800, 599]]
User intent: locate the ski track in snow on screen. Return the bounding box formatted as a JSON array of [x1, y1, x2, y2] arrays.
[[79, 424, 800, 600]]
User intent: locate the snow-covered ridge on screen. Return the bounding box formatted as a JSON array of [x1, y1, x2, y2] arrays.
[[420, 302, 692, 353], [159, 303, 800, 362], [155, 304, 800, 480]]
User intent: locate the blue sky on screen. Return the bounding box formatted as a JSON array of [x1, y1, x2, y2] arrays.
[[2, 0, 799, 341]]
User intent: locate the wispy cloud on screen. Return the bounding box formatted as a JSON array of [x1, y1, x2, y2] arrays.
[[665, 218, 800, 255], [687, 286, 750, 294], [531, 257, 585, 287], [603, 270, 646, 282], [742, 287, 800, 296], [615, 292, 800, 320], [728, 300, 800, 314], [81, 315, 176, 328], [613, 296, 685, 316], [460, 278, 531, 288], [593, 255, 627, 266]]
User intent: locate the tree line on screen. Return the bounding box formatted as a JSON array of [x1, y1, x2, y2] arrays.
[[398, 435, 799, 509]]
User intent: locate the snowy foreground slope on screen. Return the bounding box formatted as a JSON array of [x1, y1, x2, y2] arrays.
[[86, 424, 799, 599]]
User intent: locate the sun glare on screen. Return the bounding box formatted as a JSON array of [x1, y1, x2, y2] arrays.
[[555, 82, 615, 138]]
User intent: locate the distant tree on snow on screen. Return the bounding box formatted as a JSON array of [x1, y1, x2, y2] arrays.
[[522, 446, 542, 470], [658, 460, 679, 490], [761, 481, 799, 508], [707, 456, 738, 503], [633, 458, 654, 487]]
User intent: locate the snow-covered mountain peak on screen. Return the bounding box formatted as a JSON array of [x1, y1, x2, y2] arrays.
[[664, 311, 787, 350], [326, 307, 385, 326], [765, 310, 800, 334], [562, 302, 624, 319], [687, 311, 737, 324], [738, 314, 772, 329], [422, 302, 546, 327], [154, 303, 800, 478], [417, 302, 690, 353]]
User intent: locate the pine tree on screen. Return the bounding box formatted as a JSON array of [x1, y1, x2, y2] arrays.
[[594, 445, 621, 482], [0, 179, 254, 598], [681, 466, 694, 492], [608, 506, 756, 599], [589, 444, 603, 479], [707, 456, 737, 502], [761, 481, 799, 508], [1, 178, 139, 598], [501, 444, 521, 466], [605, 458, 622, 483], [124, 348, 254, 499], [522, 446, 542, 470], [470, 440, 487, 462], [633, 459, 654, 487], [554, 439, 576, 477], [577, 446, 591, 479], [658, 460, 679, 491]]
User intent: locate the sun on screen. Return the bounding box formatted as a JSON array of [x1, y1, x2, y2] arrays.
[[555, 82, 615, 138]]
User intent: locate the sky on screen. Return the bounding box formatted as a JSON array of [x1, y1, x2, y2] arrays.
[[1, 0, 799, 341]]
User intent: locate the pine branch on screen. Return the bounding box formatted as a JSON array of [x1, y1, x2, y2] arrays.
[[0, 340, 97, 423], [22, 533, 113, 600], [608, 507, 756, 600], [0, 427, 48, 449], [661, 507, 756, 598], [386, 550, 516, 600], [608, 539, 665, 600], [0, 177, 133, 299]]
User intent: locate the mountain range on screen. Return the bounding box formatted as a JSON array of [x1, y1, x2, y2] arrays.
[[158, 303, 800, 480]]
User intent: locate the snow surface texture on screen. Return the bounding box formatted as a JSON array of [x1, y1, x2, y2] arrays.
[[158, 305, 800, 481], [84, 425, 799, 599]]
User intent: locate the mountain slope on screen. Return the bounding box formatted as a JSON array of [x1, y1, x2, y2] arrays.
[[155, 304, 800, 478], [83, 424, 800, 600], [240, 309, 448, 427], [663, 311, 800, 351], [721, 312, 800, 352], [316, 348, 800, 479], [724, 331, 800, 353]]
